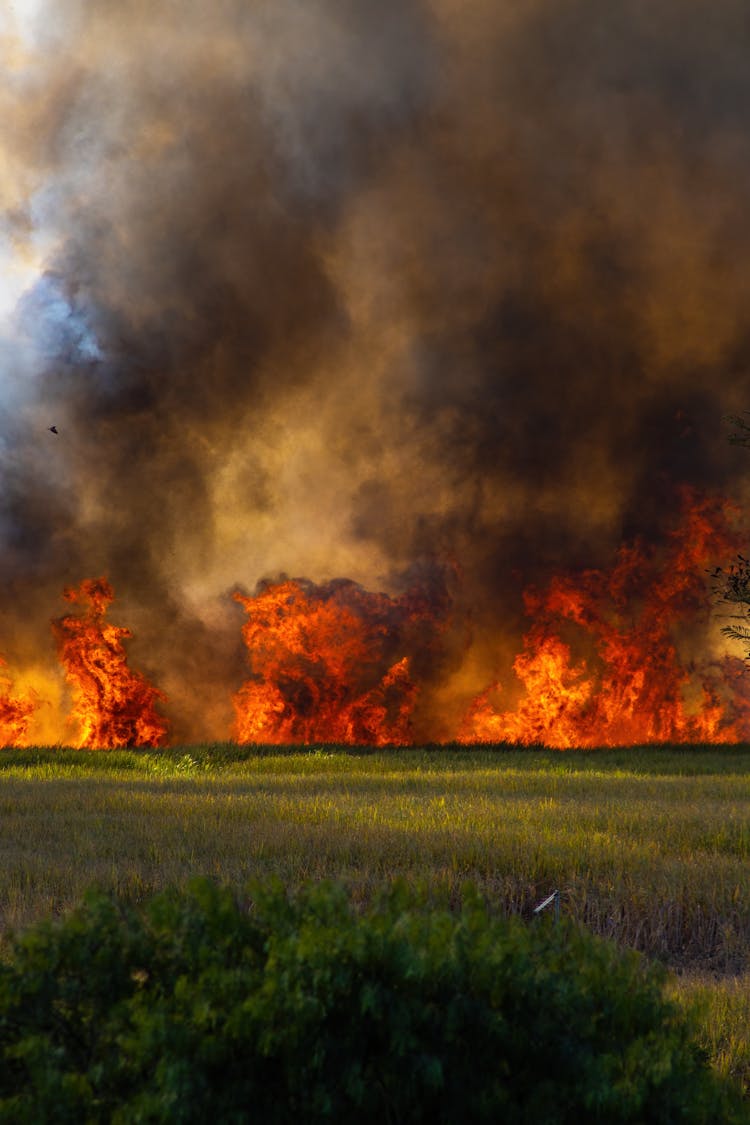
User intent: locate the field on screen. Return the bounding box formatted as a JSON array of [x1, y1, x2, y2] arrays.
[[0, 743, 748, 1094]]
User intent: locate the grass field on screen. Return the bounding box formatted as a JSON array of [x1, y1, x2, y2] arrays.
[[0, 742, 748, 1093]]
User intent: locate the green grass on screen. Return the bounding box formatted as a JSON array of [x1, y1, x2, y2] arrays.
[[671, 974, 750, 1097], [0, 741, 749, 1093]]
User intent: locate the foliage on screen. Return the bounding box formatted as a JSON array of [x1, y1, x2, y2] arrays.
[[674, 975, 750, 1100], [718, 414, 750, 648], [715, 554, 750, 647], [726, 414, 750, 451], [0, 879, 746, 1124]]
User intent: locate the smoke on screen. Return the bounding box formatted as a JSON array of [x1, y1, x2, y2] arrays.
[[2, 0, 750, 740]]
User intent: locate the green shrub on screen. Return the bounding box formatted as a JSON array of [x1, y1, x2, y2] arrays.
[[0, 879, 745, 1123]]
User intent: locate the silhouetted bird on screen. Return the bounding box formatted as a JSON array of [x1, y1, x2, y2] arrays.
[[48, 426, 58, 434]]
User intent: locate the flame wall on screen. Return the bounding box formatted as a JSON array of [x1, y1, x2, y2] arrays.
[[2, 1, 750, 743]]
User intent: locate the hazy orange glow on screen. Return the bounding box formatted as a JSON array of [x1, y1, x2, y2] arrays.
[[233, 578, 427, 744], [52, 578, 168, 748], [460, 492, 750, 746], [0, 660, 37, 747]]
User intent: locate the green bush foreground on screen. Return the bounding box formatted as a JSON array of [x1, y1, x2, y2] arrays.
[[0, 880, 745, 1124]]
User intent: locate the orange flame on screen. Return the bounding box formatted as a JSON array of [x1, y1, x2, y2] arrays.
[[0, 659, 37, 747], [52, 578, 168, 748], [233, 578, 435, 744], [460, 492, 750, 746]]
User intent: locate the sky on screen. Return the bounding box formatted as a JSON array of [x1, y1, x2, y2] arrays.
[[2, 0, 750, 742]]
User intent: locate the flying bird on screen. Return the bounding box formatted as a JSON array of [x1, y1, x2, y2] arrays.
[[48, 426, 58, 434]]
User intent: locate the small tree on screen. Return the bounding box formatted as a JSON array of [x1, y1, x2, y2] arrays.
[[716, 415, 750, 650], [726, 413, 750, 450], [716, 554, 750, 648]]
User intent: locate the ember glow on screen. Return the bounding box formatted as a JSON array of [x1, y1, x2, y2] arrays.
[[3, 2, 750, 746], [51, 579, 168, 749]]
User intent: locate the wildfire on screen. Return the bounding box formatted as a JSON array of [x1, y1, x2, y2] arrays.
[[460, 492, 750, 746], [0, 491, 747, 749], [232, 577, 440, 744], [52, 578, 168, 748], [0, 660, 37, 747]]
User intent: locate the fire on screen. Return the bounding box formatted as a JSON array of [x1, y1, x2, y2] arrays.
[[0, 660, 37, 747], [460, 492, 750, 746], [52, 578, 168, 748], [0, 492, 746, 749], [232, 577, 438, 744]]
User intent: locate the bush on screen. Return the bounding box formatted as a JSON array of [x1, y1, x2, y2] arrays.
[[0, 879, 745, 1123]]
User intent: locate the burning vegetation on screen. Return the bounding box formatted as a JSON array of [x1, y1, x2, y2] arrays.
[[0, 491, 745, 748], [51, 579, 168, 749], [460, 493, 750, 747], [0, 663, 37, 748], [232, 578, 430, 746]]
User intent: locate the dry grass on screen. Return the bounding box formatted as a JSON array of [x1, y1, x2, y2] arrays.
[[0, 744, 748, 967]]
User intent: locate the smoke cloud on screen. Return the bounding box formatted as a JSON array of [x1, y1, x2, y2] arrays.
[[2, 0, 750, 741]]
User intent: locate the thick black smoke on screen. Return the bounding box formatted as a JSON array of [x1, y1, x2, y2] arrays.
[[2, 0, 750, 740]]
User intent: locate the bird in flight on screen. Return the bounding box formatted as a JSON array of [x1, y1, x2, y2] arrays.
[[48, 426, 58, 434]]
